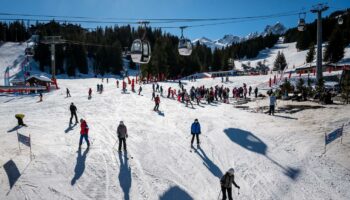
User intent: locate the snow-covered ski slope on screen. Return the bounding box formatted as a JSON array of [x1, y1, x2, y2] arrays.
[[0, 42, 27, 84], [235, 41, 350, 70], [1, 76, 350, 200]]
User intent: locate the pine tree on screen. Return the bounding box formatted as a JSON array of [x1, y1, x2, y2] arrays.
[[273, 51, 287, 71], [324, 27, 345, 63], [305, 43, 315, 64]]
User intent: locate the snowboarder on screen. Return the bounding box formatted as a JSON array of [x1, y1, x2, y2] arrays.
[[79, 118, 90, 149], [248, 86, 252, 96], [220, 168, 240, 200], [154, 95, 160, 111], [69, 102, 78, 124], [66, 88, 71, 97], [88, 88, 92, 98], [117, 121, 128, 152], [254, 87, 258, 98], [15, 114, 27, 126], [191, 119, 201, 146], [269, 93, 277, 115], [138, 86, 142, 95]]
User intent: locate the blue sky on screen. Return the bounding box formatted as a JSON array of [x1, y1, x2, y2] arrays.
[[1, 0, 350, 39]]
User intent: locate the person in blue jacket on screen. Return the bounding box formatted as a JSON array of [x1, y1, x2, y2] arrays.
[[191, 119, 201, 146]]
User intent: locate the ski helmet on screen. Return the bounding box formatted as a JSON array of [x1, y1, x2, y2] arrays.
[[228, 168, 235, 175]]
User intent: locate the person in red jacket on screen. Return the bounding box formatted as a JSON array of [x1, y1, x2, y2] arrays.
[[154, 95, 160, 111], [79, 118, 90, 149]]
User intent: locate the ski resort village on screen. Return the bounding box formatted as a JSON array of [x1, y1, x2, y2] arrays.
[[0, 1, 350, 200]]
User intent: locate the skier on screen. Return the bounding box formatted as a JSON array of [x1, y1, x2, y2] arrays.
[[88, 88, 92, 98], [15, 114, 27, 126], [97, 84, 100, 92], [138, 86, 142, 95], [248, 86, 252, 96], [167, 87, 172, 98], [220, 168, 240, 200], [122, 80, 127, 93], [269, 93, 277, 115], [154, 95, 160, 111], [66, 88, 71, 97], [107, 78, 109, 84], [254, 87, 258, 98], [79, 118, 90, 149], [190, 119, 201, 147], [156, 83, 159, 92], [39, 92, 43, 102], [131, 79, 135, 92], [117, 121, 128, 152], [69, 102, 78, 124], [100, 84, 104, 93], [152, 83, 155, 92], [160, 86, 163, 96], [116, 80, 119, 88], [152, 91, 156, 100]]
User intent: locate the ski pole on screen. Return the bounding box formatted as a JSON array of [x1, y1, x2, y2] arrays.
[[217, 190, 221, 200]]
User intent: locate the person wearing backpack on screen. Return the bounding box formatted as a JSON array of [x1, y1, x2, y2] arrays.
[[220, 168, 240, 200]]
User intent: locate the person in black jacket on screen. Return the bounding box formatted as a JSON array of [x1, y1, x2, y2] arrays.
[[69, 103, 78, 124], [220, 168, 240, 200]]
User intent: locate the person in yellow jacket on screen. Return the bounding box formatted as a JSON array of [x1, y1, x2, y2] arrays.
[[15, 114, 27, 126]]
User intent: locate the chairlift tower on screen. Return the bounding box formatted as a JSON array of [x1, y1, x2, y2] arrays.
[[311, 3, 329, 82], [41, 36, 65, 81]]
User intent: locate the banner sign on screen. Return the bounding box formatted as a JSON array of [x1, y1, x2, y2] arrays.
[[17, 133, 31, 147], [325, 126, 343, 145]]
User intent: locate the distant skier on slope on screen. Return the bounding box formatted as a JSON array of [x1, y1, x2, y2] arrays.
[[39, 92, 43, 102], [116, 80, 119, 88], [88, 88, 92, 99], [269, 92, 277, 115], [79, 118, 90, 149], [15, 114, 27, 126], [220, 168, 240, 200], [254, 87, 258, 98], [122, 80, 127, 93], [117, 121, 128, 152], [138, 86, 142, 95], [69, 102, 78, 124], [66, 88, 71, 97], [191, 119, 201, 147], [154, 95, 160, 111], [249, 86, 252, 96]]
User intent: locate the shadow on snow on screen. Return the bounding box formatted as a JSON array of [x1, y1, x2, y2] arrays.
[[224, 128, 300, 180], [118, 152, 132, 200], [195, 147, 223, 179], [71, 148, 89, 185], [159, 186, 193, 200]]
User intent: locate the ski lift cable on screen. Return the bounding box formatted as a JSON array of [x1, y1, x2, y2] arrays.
[[0, 10, 305, 24]]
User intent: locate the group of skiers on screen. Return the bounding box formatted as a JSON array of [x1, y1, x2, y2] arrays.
[[165, 83, 259, 107]]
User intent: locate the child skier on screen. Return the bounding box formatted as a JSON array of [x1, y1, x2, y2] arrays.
[[79, 118, 90, 149], [190, 119, 201, 147]]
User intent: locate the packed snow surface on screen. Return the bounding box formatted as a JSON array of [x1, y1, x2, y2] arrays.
[[1, 75, 350, 200]]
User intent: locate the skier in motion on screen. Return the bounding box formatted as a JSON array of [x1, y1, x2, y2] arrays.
[[117, 121, 128, 152], [79, 118, 90, 149], [190, 119, 201, 147], [66, 88, 71, 97], [220, 168, 240, 200]]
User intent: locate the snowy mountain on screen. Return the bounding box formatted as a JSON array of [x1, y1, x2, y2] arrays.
[[261, 22, 286, 36], [193, 22, 287, 50]]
